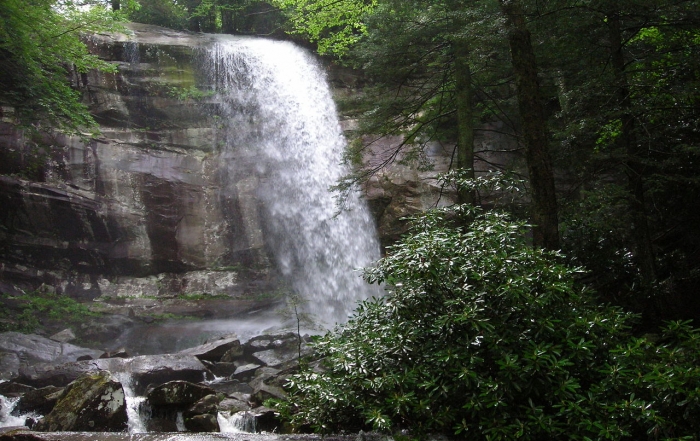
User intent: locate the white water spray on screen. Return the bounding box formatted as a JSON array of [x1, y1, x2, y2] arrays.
[[112, 371, 150, 433], [206, 38, 382, 327], [217, 411, 256, 433]]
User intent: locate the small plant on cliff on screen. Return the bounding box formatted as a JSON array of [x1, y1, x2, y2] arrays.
[[0, 289, 99, 333], [278, 174, 700, 440]]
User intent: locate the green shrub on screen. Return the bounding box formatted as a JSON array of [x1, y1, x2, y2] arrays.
[[0, 290, 99, 333], [280, 185, 700, 439]]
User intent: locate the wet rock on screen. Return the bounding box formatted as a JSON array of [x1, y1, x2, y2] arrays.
[[147, 380, 216, 406], [0, 382, 34, 399], [48, 329, 75, 344], [248, 367, 281, 391], [0, 333, 102, 369], [231, 363, 261, 381], [120, 354, 214, 394], [78, 315, 137, 342], [0, 352, 19, 381], [184, 394, 222, 418], [220, 345, 245, 362], [99, 348, 129, 359], [244, 333, 297, 354], [12, 386, 63, 416], [207, 361, 238, 378], [207, 379, 253, 396], [33, 371, 127, 432], [218, 397, 250, 413], [145, 417, 179, 432], [184, 413, 219, 432], [251, 348, 303, 369], [250, 384, 286, 406], [16, 360, 99, 389], [178, 336, 242, 362], [0, 432, 49, 441], [250, 406, 282, 433], [17, 354, 212, 393]]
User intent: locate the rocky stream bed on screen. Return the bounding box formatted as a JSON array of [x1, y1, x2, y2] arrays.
[[0, 329, 319, 438]]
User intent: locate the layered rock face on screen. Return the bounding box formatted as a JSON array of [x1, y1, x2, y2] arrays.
[[0, 25, 276, 311], [0, 23, 518, 328]]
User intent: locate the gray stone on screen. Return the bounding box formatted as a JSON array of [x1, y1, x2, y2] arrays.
[[17, 354, 212, 394], [251, 384, 287, 406], [184, 413, 219, 432], [207, 379, 253, 396], [48, 329, 75, 344], [231, 363, 261, 381], [0, 352, 20, 381], [34, 371, 127, 432], [218, 397, 250, 413], [178, 336, 242, 362], [184, 394, 221, 418], [0, 333, 102, 368], [0, 382, 34, 398], [147, 381, 216, 406], [12, 386, 63, 416]]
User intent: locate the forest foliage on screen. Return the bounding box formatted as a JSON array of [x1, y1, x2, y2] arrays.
[[2, 0, 700, 439], [0, 0, 131, 133]]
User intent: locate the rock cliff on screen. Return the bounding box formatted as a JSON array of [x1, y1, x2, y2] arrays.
[[0, 23, 518, 338]]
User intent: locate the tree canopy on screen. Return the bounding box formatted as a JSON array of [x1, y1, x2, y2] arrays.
[[0, 0, 129, 134]]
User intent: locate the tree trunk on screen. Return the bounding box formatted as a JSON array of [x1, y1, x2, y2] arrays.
[[499, 0, 559, 250], [222, 9, 235, 34], [608, 12, 657, 293], [454, 42, 475, 205]]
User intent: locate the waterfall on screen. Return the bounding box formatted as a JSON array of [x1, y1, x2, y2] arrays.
[[206, 38, 382, 327], [217, 411, 255, 433], [112, 371, 150, 433]]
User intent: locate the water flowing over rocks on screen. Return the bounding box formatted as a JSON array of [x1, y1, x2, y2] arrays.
[[1, 21, 516, 438], [1, 331, 312, 434]]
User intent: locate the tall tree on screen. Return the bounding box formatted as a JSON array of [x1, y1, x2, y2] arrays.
[[532, 0, 700, 319], [498, 0, 559, 249]]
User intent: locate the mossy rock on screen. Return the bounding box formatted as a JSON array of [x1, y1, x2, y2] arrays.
[[34, 371, 127, 432]]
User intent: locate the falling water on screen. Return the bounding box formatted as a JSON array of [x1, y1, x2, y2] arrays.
[[205, 38, 382, 327], [217, 411, 255, 433], [112, 371, 150, 433]]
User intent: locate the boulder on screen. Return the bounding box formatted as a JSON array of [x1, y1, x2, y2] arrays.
[[250, 407, 282, 433], [184, 413, 219, 432], [0, 333, 102, 369], [220, 345, 245, 363], [178, 336, 242, 362], [146, 417, 179, 432], [184, 394, 222, 418], [12, 386, 63, 416], [250, 384, 286, 407], [231, 363, 261, 381], [78, 315, 137, 342], [207, 379, 253, 396], [207, 361, 238, 378], [218, 397, 250, 413], [147, 381, 216, 406], [0, 352, 20, 381], [33, 371, 127, 432], [248, 367, 281, 391], [0, 382, 34, 398], [243, 333, 297, 354], [17, 354, 212, 393], [48, 329, 75, 344]]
